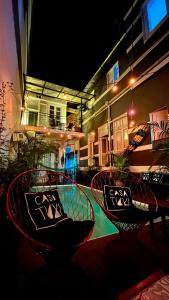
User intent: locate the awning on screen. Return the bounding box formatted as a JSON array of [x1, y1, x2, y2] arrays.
[[24, 75, 94, 107]]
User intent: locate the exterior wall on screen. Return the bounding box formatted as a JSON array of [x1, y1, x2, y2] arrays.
[[0, 0, 30, 136], [81, 0, 169, 172]]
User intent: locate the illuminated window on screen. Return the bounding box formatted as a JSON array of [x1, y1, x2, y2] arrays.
[[107, 61, 119, 87], [113, 114, 128, 153], [149, 107, 168, 142], [88, 132, 95, 166], [143, 0, 168, 39], [28, 111, 38, 126]]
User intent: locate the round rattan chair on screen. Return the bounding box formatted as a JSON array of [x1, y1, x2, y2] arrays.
[[6, 169, 94, 262], [91, 170, 158, 236]]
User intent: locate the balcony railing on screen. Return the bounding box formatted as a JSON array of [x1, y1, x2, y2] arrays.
[[21, 111, 82, 133], [152, 137, 169, 150]]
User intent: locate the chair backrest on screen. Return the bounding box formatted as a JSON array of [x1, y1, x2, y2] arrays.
[[91, 170, 158, 232], [6, 169, 94, 254]]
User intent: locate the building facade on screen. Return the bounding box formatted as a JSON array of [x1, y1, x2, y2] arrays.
[[80, 0, 169, 174], [20, 75, 93, 171], [0, 0, 33, 162]]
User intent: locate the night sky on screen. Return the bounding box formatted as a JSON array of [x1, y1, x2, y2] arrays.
[[28, 1, 134, 91]]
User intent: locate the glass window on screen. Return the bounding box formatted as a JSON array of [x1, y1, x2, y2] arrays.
[[49, 105, 54, 118], [28, 111, 38, 126], [113, 115, 128, 153], [143, 0, 168, 39], [56, 107, 61, 120], [147, 0, 167, 32], [113, 62, 119, 82], [123, 129, 129, 148], [115, 131, 123, 152], [149, 107, 168, 142], [107, 61, 119, 87]]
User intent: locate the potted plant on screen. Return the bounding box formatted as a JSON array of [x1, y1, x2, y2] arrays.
[[113, 153, 129, 187]]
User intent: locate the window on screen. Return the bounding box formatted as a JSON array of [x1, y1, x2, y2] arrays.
[[49, 105, 55, 127], [107, 61, 119, 87], [143, 0, 168, 39], [56, 107, 61, 122], [49, 106, 61, 127], [88, 132, 95, 166], [99, 137, 108, 166], [28, 111, 38, 126], [112, 114, 128, 153], [149, 107, 169, 147], [49, 106, 54, 119]]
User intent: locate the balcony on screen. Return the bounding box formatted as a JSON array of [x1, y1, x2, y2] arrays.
[[21, 111, 84, 142], [152, 136, 169, 150], [22, 75, 95, 142]]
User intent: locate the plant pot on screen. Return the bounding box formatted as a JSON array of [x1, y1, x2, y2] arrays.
[[115, 179, 124, 187]]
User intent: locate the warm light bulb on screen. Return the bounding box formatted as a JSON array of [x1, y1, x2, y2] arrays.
[[20, 106, 24, 111], [129, 109, 135, 115], [112, 85, 118, 92], [129, 78, 136, 85], [60, 134, 63, 137], [43, 126, 47, 130], [91, 132, 95, 135], [25, 93, 29, 100], [129, 120, 135, 127], [47, 132, 50, 135]]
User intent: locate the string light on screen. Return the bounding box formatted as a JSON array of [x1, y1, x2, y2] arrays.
[[129, 120, 135, 127], [112, 84, 118, 92], [129, 77, 136, 85], [25, 93, 29, 100], [129, 109, 135, 116]]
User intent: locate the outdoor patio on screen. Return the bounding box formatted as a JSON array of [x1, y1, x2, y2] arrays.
[[1, 206, 169, 299]]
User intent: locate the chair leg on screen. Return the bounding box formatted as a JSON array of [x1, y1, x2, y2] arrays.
[[149, 217, 155, 237], [161, 213, 168, 236]]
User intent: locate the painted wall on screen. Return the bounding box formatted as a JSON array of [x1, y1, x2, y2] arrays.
[[0, 0, 24, 135]]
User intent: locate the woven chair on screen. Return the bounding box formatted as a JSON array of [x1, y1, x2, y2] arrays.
[[6, 169, 94, 263], [91, 170, 158, 237]]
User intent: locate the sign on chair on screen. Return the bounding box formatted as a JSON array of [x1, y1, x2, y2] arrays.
[[24, 190, 68, 230], [103, 185, 133, 211]]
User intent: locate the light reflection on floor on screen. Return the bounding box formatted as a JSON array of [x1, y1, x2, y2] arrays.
[[80, 185, 118, 240]]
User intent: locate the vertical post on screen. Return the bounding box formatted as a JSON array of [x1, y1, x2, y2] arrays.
[[34, 131, 37, 168], [107, 101, 112, 168], [80, 98, 83, 131]]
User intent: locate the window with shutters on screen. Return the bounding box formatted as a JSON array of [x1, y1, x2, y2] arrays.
[[113, 114, 128, 153], [149, 107, 169, 148]]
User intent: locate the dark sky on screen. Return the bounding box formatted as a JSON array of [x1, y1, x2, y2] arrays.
[[28, 1, 134, 91]]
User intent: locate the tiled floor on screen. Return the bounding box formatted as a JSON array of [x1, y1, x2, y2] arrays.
[[1, 185, 169, 299], [1, 215, 169, 299]]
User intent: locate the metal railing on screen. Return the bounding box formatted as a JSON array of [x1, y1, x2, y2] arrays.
[[21, 111, 82, 132]]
